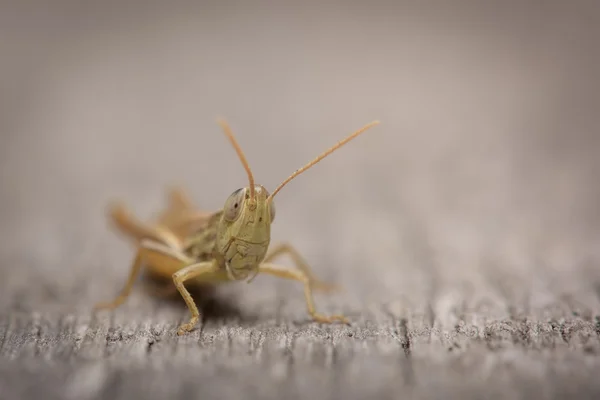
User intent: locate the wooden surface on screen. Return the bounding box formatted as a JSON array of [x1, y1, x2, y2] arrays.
[[1, 1, 600, 399]]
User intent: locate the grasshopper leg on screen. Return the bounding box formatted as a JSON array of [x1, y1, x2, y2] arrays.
[[93, 250, 145, 311], [158, 186, 209, 227], [108, 202, 182, 248], [155, 188, 213, 242], [263, 244, 342, 293], [94, 239, 192, 311], [258, 263, 349, 325], [166, 186, 195, 212], [142, 279, 179, 298], [108, 192, 209, 247], [172, 260, 220, 335]]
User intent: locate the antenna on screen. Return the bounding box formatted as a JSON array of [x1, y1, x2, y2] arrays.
[[267, 120, 380, 202], [217, 118, 256, 202]]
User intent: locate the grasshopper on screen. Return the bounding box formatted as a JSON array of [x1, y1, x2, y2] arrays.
[[94, 119, 380, 335]]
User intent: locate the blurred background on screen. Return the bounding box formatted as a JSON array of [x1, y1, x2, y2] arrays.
[[0, 0, 599, 321]]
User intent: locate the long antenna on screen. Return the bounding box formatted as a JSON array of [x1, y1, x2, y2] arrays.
[[217, 118, 256, 201], [267, 120, 380, 202]]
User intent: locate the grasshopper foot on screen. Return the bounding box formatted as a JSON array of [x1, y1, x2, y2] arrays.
[[93, 297, 126, 311], [312, 281, 344, 294], [311, 313, 350, 325], [177, 317, 199, 335]]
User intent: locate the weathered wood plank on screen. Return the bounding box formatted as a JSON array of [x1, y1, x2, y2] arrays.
[[1, 311, 600, 399]]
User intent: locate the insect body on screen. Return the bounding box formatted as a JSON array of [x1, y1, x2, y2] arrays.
[[94, 119, 380, 335]]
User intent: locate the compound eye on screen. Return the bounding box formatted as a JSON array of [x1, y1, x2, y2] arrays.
[[269, 201, 276, 222], [224, 188, 245, 221]]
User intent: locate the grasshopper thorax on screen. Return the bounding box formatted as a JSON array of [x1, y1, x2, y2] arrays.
[[216, 184, 275, 279]]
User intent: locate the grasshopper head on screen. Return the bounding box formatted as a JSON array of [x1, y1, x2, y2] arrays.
[[216, 184, 275, 278], [214, 118, 379, 281]]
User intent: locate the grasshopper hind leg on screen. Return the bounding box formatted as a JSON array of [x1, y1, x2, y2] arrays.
[[94, 239, 193, 311], [108, 188, 209, 248], [156, 187, 213, 241], [165, 186, 195, 212], [95, 202, 185, 311], [107, 202, 181, 248]]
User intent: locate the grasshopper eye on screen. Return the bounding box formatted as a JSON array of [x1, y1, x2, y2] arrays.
[[269, 201, 276, 222], [224, 188, 245, 221]]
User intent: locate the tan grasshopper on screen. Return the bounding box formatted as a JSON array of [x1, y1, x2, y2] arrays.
[[94, 119, 380, 335]]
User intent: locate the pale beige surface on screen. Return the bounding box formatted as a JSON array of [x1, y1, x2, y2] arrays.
[[1, 1, 600, 399]]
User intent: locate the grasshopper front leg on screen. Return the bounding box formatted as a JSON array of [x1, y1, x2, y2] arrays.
[[263, 243, 342, 293], [172, 260, 221, 335], [258, 263, 349, 325]]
